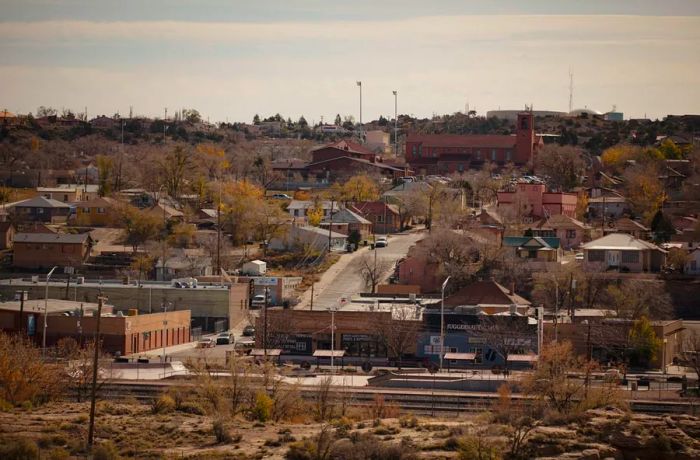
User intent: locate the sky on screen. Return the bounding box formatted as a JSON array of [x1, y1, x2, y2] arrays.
[[1, 1, 699, 123]]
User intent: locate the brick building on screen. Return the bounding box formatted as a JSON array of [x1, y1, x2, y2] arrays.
[[13, 232, 93, 269], [497, 182, 578, 221], [405, 112, 542, 174]]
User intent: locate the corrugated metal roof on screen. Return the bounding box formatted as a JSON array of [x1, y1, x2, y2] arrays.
[[14, 232, 90, 244]]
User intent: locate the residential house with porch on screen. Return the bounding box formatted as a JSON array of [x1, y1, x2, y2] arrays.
[[528, 214, 591, 249], [502, 236, 562, 263], [581, 233, 667, 273], [320, 208, 372, 240], [9, 196, 72, 223]]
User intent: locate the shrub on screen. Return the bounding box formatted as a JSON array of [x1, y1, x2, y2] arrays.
[[212, 418, 232, 444], [48, 447, 70, 460], [92, 441, 120, 460], [253, 392, 274, 423], [178, 401, 206, 415], [0, 437, 39, 459], [285, 439, 316, 460], [399, 415, 419, 428], [151, 394, 176, 414]]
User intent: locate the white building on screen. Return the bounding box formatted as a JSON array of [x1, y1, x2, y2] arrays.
[[269, 224, 347, 252]]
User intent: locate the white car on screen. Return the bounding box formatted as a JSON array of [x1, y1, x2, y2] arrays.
[[251, 294, 266, 308], [375, 237, 388, 248], [574, 252, 584, 260]]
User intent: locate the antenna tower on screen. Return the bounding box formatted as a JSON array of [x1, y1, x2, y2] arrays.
[[568, 69, 574, 113]]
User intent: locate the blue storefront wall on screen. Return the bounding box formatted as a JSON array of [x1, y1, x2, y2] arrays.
[[418, 311, 537, 368]]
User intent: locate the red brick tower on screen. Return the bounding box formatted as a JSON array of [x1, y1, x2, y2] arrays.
[[514, 112, 535, 165]]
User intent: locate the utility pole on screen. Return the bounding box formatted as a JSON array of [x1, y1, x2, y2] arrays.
[[310, 282, 314, 311], [263, 287, 269, 358], [329, 305, 338, 373], [42, 266, 58, 357], [327, 200, 334, 253], [216, 178, 222, 274], [87, 295, 105, 451], [18, 291, 25, 336]]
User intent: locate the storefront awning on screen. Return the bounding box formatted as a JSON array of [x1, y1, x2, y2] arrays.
[[313, 350, 346, 358], [508, 354, 538, 363], [250, 348, 282, 357], [443, 352, 476, 361]]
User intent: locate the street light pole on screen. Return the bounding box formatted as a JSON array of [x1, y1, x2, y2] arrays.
[[356, 81, 362, 142], [42, 266, 58, 357], [87, 295, 105, 451], [439, 276, 451, 371], [393, 91, 398, 156], [329, 305, 338, 373]]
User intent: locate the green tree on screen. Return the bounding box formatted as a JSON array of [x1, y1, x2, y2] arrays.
[[118, 205, 163, 252], [650, 210, 675, 243], [298, 115, 308, 128], [628, 316, 661, 367], [253, 114, 261, 125], [334, 114, 342, 126]]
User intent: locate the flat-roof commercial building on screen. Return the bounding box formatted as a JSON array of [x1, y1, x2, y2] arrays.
[[0, 298, 191, 355], [0, 278, 249, 333]]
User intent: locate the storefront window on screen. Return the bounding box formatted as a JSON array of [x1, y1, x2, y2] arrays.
[[341, 334, 386, 358]]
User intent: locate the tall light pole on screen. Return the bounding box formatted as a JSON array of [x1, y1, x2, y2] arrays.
[[42, 265, 58, 357], [439, 276, 451, 371], [392, 91, 398, 156], [329, 305, 338, 373], [356, 81, 362, 142]]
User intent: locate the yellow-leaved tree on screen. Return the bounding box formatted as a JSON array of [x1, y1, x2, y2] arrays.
[[220, 179, 265, 244], [339, 174, 380, 203], [623, 164, 666, 225]]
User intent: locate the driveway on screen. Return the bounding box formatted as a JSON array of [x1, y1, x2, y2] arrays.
[[296, 230, 425, 310]]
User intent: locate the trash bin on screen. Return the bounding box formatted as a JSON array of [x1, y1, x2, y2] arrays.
[[630, 381, 638, 391], [370, 243, 375, 250]]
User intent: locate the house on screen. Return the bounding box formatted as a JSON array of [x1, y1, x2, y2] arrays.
[[75, 197, 119, 226], [502, 236, 562, 263], [37, 185, 85, 203], [195, 208, 218, 228], [156, 253, 212, 281], [351, 201, 401, 234], [320, 208, 372, 239], [588, 195, 627, 219], [603, 217, 649, 240], [286, 200, 338, 220], [146, 202, 184, 223], [685, 248, 700, 275], [406, 112, 542, 174], [268, 224, 347, 252], [497, 182, 578, 222], [13, 232, 93, 269], [444, 280, 531, 314], [396, 239, 443, 293], [0, 222, 15, 250], [581, 233, 667, 273], [9, 196, 72, 223], [528, 214, 591, 249]]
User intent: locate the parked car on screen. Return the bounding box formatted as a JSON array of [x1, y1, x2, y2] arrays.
[[216, 332, 233, 345], [197, 338, 216, 348], [575, 252, 584, 260], [271, 193, 292, 200], [243, 325, 256, 337], [251, 294, 266, 308], [375, 237, 388, 248]]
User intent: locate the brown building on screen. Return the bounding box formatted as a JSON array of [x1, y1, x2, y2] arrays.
[[351, 201, 401, 234], [75, 196, 119, 226], [0, 298, 191, 355], [549, 319, 683, 371], [13, 232, 93, 269], [256, 309, 399, 359]]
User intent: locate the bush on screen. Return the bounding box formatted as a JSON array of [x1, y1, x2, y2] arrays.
[[253, 392, 274, 423], [399, 415, 419, 428], [178, 401, 206, 415], [151, 394, 176, 414], [48, 447, 70, 460], [285, 439, 316, 460], [0, 437, 39, 459], [92, 441, 120, 460], [212, 418, 232, 444]]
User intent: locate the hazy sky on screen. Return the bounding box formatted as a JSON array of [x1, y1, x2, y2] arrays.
[[1, 1, 699, 123]]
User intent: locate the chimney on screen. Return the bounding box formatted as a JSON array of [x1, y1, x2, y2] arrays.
[[509, 282, 515, 295]]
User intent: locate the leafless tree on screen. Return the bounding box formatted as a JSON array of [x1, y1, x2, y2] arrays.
[[372, 305, 421, 368], [478, 315, 537, 373], [682, 330, 700, 382], [356, 254, 392, 294], [605, 279, 672, 320]]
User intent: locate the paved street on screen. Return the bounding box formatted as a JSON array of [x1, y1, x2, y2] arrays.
[[297, 230, 425, 310]]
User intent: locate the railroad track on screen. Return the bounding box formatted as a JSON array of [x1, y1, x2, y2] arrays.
[[93, 381, 700, 416]]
